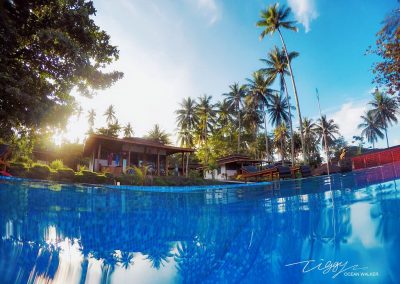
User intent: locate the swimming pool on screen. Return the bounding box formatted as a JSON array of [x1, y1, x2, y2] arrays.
[[0, 163, 399, 284]]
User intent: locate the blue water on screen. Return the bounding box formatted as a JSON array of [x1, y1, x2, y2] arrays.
[[0, 163, 400, 284]]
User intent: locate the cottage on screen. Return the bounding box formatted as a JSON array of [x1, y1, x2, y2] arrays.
[[83, 134, 194, 176], [204, 154, 266, 180]]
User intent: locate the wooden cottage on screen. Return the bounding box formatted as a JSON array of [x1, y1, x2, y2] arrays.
[[83, 134, 194, 176], [204, 154, 266, 180]]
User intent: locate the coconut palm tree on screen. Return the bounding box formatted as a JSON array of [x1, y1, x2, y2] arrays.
[[257, 3, 307, 163], [301, 117, 319, 161], [196, 95, 216, 164], [246, 71, 273, 160], [315, 115, 340, 158], [261, 46, 298, 165], [123, 123, 134, 138], [196, 95, 216, 144], [104, 104, 116, 124], [223, 83, 247, 152], [268, 93, 291, 164], [146, 124, 171, 145], [87, 109, 96, 133], [176, 97, 199, 176], [267, 93, 291, 129], [368, 89, 399, 147], [216, 99, 235, 138], [357, 111, 384, 148], [176, 97, 198, 138], [274, 123, 288, 165], [242, 95, 263, 155]]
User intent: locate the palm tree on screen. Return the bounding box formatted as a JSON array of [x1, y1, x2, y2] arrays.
[[274, 123, 288, 165], [368, 89, 399, 147], [118, 251, 135, 269], [267, 93, 291, 128], [196, 95, 216, 164], [104, 105, 116, 124], [357, 111, 384, 148], [87, 109, 96, 133], [242, 96, 263, 156], [223, 83, 247, 152], [301, 117, 318, 161], [176, 97, 198, 175], [216, 99, 235, 139], [123, 123, 134, 138], [146, 124, 171, 144], [261, 46, 298, 165], [196, 95, 216, 143], [315, 115, 340, 158], [246, 71, 273, 160], [176, 97, 198, 138], [257, 3, 307, 163], [268, 93, 290, 164]]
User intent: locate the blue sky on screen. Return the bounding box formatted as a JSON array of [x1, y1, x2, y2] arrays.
[[64, 0, 400, 148]]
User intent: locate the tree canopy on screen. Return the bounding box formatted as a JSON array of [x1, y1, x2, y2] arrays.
[[369, 7, 400, 97], [0, 0, 123, 138]]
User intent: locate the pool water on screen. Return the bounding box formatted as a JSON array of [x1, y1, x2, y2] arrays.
[[0, 163, 399, 284]]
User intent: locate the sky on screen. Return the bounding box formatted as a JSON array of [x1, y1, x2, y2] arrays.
[[62, 0, 400, 149]]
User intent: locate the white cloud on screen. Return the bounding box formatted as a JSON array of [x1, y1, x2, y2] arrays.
[[287, 0, 318, 33], [329, 101, 367, 142], [196, 0, 220, 25]]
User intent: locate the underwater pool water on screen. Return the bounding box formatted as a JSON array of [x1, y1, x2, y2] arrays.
[[0, 163, 400, 284]]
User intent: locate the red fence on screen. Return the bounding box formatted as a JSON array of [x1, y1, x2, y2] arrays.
[[352, 145, 400, 170]]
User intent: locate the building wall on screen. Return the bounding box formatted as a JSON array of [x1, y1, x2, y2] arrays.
[[204, 165, 239, 181]]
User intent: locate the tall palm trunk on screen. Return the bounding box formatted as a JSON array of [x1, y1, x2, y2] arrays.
[[283, 77, 295, 166], [186, 153, 189, 177], [237, 102, 241, 153], [280, 138, 284, 165], [372, 141, 375, 149], [323, 132, 330, 174], [277, 28, 307, 163], [262, 103, 270, 161], [384, 126, 389, 148]]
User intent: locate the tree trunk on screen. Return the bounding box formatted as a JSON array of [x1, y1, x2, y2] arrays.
[[263, 103, 270, 161], [186, 153, 189, 177], [323, 132, 330, 175], [278, 28, 307, 164], [283, 77, 295, 166], [384, 126, 389, 148], [280, 138, 284, 166], [238, 104, 241, 153]]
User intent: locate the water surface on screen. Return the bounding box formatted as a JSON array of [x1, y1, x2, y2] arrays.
[[0, 163, 399, 283]]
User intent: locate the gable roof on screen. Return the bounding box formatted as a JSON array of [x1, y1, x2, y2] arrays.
[[83, 134, 194, 156]]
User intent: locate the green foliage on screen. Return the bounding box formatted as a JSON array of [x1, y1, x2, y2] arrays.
[[50, 159, 64, 170], [96, 121, 121, 137], [56, 168, 75, 181], [0, 0, 123, 136], [145, 124, 171, 145], [28, 164, 51, 180], [7, 129, 34, 162], [131, 166, 149, 186], [8, 162, 29, 177], [369, 7, 400, 96], [74, 170, 111, 184]]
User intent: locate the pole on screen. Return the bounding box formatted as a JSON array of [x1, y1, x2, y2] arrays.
[[316, 88, 330, 176]]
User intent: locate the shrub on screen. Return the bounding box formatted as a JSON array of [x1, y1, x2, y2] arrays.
[[56, 168, 75, 181], [28, 164, 51, 180], [73, 170, 112, 184], [13, 156, 32, 165], [8, 162, 29, 177], [49, 159, 64, 170]]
